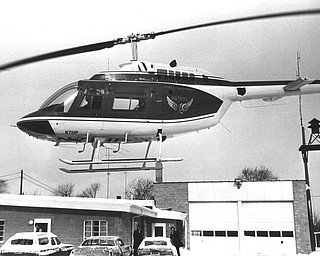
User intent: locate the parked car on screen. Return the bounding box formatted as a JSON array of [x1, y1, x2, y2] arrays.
[[0, 232, 74, 256], [70, 236, 132, 256], [137, 237, 177, 256]]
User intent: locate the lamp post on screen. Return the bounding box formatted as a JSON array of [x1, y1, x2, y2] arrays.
[[299, 118, 320, 251]]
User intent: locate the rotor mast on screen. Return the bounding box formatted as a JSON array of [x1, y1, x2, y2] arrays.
[[129, 33, 148, 61], [131, 40, 138, 61]]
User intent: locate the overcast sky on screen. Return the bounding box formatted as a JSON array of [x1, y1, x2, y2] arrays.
[[1, 0, 320, 211]]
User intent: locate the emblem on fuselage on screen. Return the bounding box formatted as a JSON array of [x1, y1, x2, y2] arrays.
[[166, 96, 194, 114]]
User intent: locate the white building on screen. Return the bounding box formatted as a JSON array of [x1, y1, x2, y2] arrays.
[[153, 180, 311, 255]]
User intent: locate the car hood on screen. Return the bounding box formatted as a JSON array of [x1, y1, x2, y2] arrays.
[[73, 246, 117, 255]]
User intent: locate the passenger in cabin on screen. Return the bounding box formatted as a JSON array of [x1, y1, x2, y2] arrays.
[[80, 95, 92, 109], [133, 99, 146, 111]]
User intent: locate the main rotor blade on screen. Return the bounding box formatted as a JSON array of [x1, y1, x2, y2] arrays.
[[1, 8, 320, 71], [0, 40, 116, 71], [153, 8, 320, 37]]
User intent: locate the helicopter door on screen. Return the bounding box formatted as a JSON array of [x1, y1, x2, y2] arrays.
[[108, 82, 149, 119], [70, 81, 106, 117]]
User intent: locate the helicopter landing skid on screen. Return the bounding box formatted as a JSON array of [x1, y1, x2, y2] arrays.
[[59, 131, 182, 173], [59, 157, 182, 173], [59, 157, 183, 166], [59, 166, 162, 174]]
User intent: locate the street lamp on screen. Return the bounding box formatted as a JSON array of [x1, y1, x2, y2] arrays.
[[234, 178, 243, 189]]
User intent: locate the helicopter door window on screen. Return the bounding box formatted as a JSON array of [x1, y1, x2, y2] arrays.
[[113, 98, 145, 111], [78, 87, 104, 110]]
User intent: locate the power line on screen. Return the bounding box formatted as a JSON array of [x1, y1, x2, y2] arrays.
[[0, 171, 62, 195], [0, 172, 21, 179], [4, 177, 20, 182], [23, 173, 58, 193], [23, 176, 55, 194]]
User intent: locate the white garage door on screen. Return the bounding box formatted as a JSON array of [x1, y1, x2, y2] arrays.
[[189, 202, 296, 255], [189, 202, 240, 255], [242, 202, 296, 255]]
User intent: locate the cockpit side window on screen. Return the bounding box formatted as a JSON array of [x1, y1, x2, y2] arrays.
[[78, 87, 104, 110]]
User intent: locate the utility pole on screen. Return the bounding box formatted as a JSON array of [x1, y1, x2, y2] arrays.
[[299, 119, 320, 252], [296, 52, 316, 251], [106, 172, 110, 198], [19, 169, 23, 195]]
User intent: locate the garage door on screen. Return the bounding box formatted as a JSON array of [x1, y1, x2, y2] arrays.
[[189, 201, 295, 255], [189, 202, 240, 255], [241, 202, 295, 255]]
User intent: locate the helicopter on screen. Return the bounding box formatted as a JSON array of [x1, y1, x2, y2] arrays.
[[1, 9, 320, 173]]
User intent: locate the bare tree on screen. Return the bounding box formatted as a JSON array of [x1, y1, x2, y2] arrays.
[[52, 183, 75, 197], [125, 178, 154, 200], [238, 166, 278, 181], [78, 182, 102, 198], [0, 179, 9, 194]]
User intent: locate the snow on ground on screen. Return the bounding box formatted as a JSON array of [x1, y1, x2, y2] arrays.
[[179, 248, 320, 256]]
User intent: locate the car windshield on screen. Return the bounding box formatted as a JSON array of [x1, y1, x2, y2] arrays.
[[145, 240, 167, 246], [11, 239, 33, 245], [82, 238, 115, 246], [39, 82, 78, 113]]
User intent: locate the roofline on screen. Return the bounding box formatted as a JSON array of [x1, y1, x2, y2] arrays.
[[0, 194, 186, 220], [0, 194, 155, 216], [155, 179, 306, 184]]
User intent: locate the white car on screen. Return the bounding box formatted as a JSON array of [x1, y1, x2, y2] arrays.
[[70, 236, 132, 256], [0, 232, 74, 256], [137, 237, 178, 256]]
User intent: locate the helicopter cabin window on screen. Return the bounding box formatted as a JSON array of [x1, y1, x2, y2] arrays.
[[202, 75, 209, 84], [79, 87, 104, 110], [113, 97, 146, 111], [175, 71, 181, 82], [168, 70, 175, 82], [157, 69, 167, 81], [182, 72, 188, 82], [190, 73, 195, 83]]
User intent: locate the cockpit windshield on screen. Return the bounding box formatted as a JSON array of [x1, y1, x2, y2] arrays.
[[39, 82, 78, 113]]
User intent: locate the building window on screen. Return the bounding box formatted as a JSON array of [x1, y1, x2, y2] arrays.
[[203, 231, 214, 237], [0, 220, 4, 242], [152, 223, 166, 237], [215, 231, 226, 237], [282, 231, 294, 237], [269, 231, 281, 237], [84, 220, 108, 239], [227, 231, 238, 237], [244, 230, 255, 237], [191, 230, 202, 236], [34, 218, 51, 232], [257, 231, 268, 237]]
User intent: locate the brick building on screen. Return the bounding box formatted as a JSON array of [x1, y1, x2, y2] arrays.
[[0, 194, 186, 247], [153, 180, 311, 255]]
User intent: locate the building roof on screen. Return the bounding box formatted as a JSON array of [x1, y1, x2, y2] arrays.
[[0, 194, 186, 220]]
